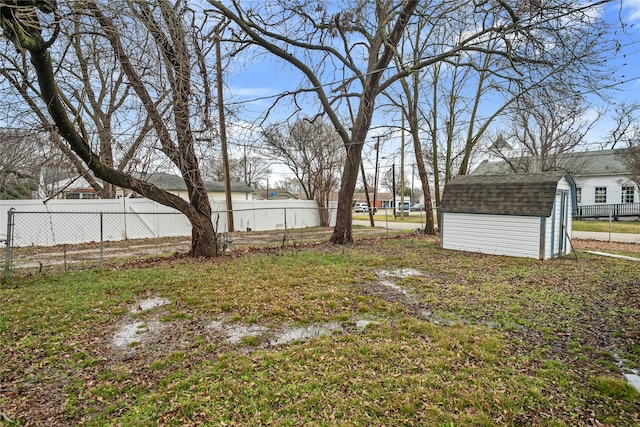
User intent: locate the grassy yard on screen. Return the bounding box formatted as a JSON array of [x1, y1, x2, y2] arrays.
[[573, 219, 640, 234], [353, 209, 435, 224], [1, 235, 639, 426]]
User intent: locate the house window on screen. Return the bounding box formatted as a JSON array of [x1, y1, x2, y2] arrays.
[[65, 192, 97, 200], [622, 186, 635, 204], [576, 187, 582, 204], [594, 187, 607, 203]]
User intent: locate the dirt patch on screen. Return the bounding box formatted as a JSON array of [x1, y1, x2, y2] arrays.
[[572, 238, 640, 255]]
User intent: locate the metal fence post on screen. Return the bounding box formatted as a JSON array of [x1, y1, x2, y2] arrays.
[[284, 207, 288, 231], [100, 212, 104, 268], [4, 208, 15, 279], [283, 207, 288, 246]]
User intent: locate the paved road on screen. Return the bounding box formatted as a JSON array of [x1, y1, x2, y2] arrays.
[[353, 220, 640, 244], [571, 230, 640, 244]]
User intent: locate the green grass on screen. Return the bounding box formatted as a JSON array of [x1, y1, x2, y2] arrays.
[[573, 219, 640, 234], [353, 208, 436, 224], [1, 237, 639, 426]]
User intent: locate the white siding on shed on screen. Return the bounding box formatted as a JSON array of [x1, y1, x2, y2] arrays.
[[442, 213, 542, 259]]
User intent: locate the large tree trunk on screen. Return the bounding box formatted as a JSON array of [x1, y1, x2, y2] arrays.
[[190, 211, 218, 257], [330, 2, 418, 244], [407, 115, 436, 235], [330, 143, 362, 243]]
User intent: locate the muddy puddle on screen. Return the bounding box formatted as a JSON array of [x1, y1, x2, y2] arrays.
[[208, 320, 269, 345], [111, 296, 170, 349], [374, 268, 491, 327], [376, 268, 423, 301], [378, 268, 424, 279], [268, 322, 343, 346], [613, 353, 640, 393], [207, 318, 379, 348], [355, 319, 378, 330], [112, 320, 165, 348], [130, 296, 170, 313]]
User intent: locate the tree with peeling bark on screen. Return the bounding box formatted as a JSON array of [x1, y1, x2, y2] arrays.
[[207, 0, 616, 244], [0, 0, 221, 257]]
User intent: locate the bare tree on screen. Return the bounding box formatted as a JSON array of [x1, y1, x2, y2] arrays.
[[0, 2, 161, 199], [0, 0, 221, 257], [207, 0, 616, 244], [379, 167, 409, 196], [493, 87, 601, 172], [0, 128, 41, 198], [608, 101, 640, 149], [626, 143, 640, 191], [206, 1, 425, 243], [384, 0, 615, 219], [271, 177, 303, 195], [263, 119, 344, 226], [608, 102, 640, 190], [203, 154, 271, 188]]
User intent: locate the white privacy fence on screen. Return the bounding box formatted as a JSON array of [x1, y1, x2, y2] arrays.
[[0, 198, 327, 247]]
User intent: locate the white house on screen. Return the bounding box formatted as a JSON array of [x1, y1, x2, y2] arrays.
[[440, 172, 576, 260], [472, 149, 638, 219]]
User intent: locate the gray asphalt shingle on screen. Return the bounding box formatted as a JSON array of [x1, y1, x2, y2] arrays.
[[440, 172, 571, 217]]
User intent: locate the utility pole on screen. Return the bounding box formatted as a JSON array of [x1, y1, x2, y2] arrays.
[[400, 110, 405, 219], [243, 142, 248, 186], [411, 163, 415, 205], [215, 26, 234, 232], [373, 137, 380, 214], [360, 153, 375, 227], [392, 164, 397, 219]]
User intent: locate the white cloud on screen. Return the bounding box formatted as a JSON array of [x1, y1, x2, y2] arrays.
[[228, 86, 276, 99], [623, 0, 640, 22]]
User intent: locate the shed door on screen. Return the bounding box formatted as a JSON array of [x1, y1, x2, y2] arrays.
[[557, 190, 570, 256]]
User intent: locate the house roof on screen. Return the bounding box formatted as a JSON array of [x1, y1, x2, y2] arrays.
[[255, 189, 300, 200], [472, 149, 630, 177], [44, 169, 254, 194], [138, 172, 253, 193], [440, 171, 575, 217], [41, 168, 75, 186], [352, 192, 393, 201]]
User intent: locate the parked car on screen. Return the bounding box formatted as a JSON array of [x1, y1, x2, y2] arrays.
[[353, 202, 377, 213], [410, 203, 425, 212]]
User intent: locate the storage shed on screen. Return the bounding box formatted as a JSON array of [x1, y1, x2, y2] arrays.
[[440, 172, 576, 260]]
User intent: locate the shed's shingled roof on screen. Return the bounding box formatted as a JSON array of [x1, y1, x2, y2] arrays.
[[440, 171, 572, 217]]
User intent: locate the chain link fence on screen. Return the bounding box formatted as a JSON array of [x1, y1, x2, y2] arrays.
[[3, 206, 341, 277]]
